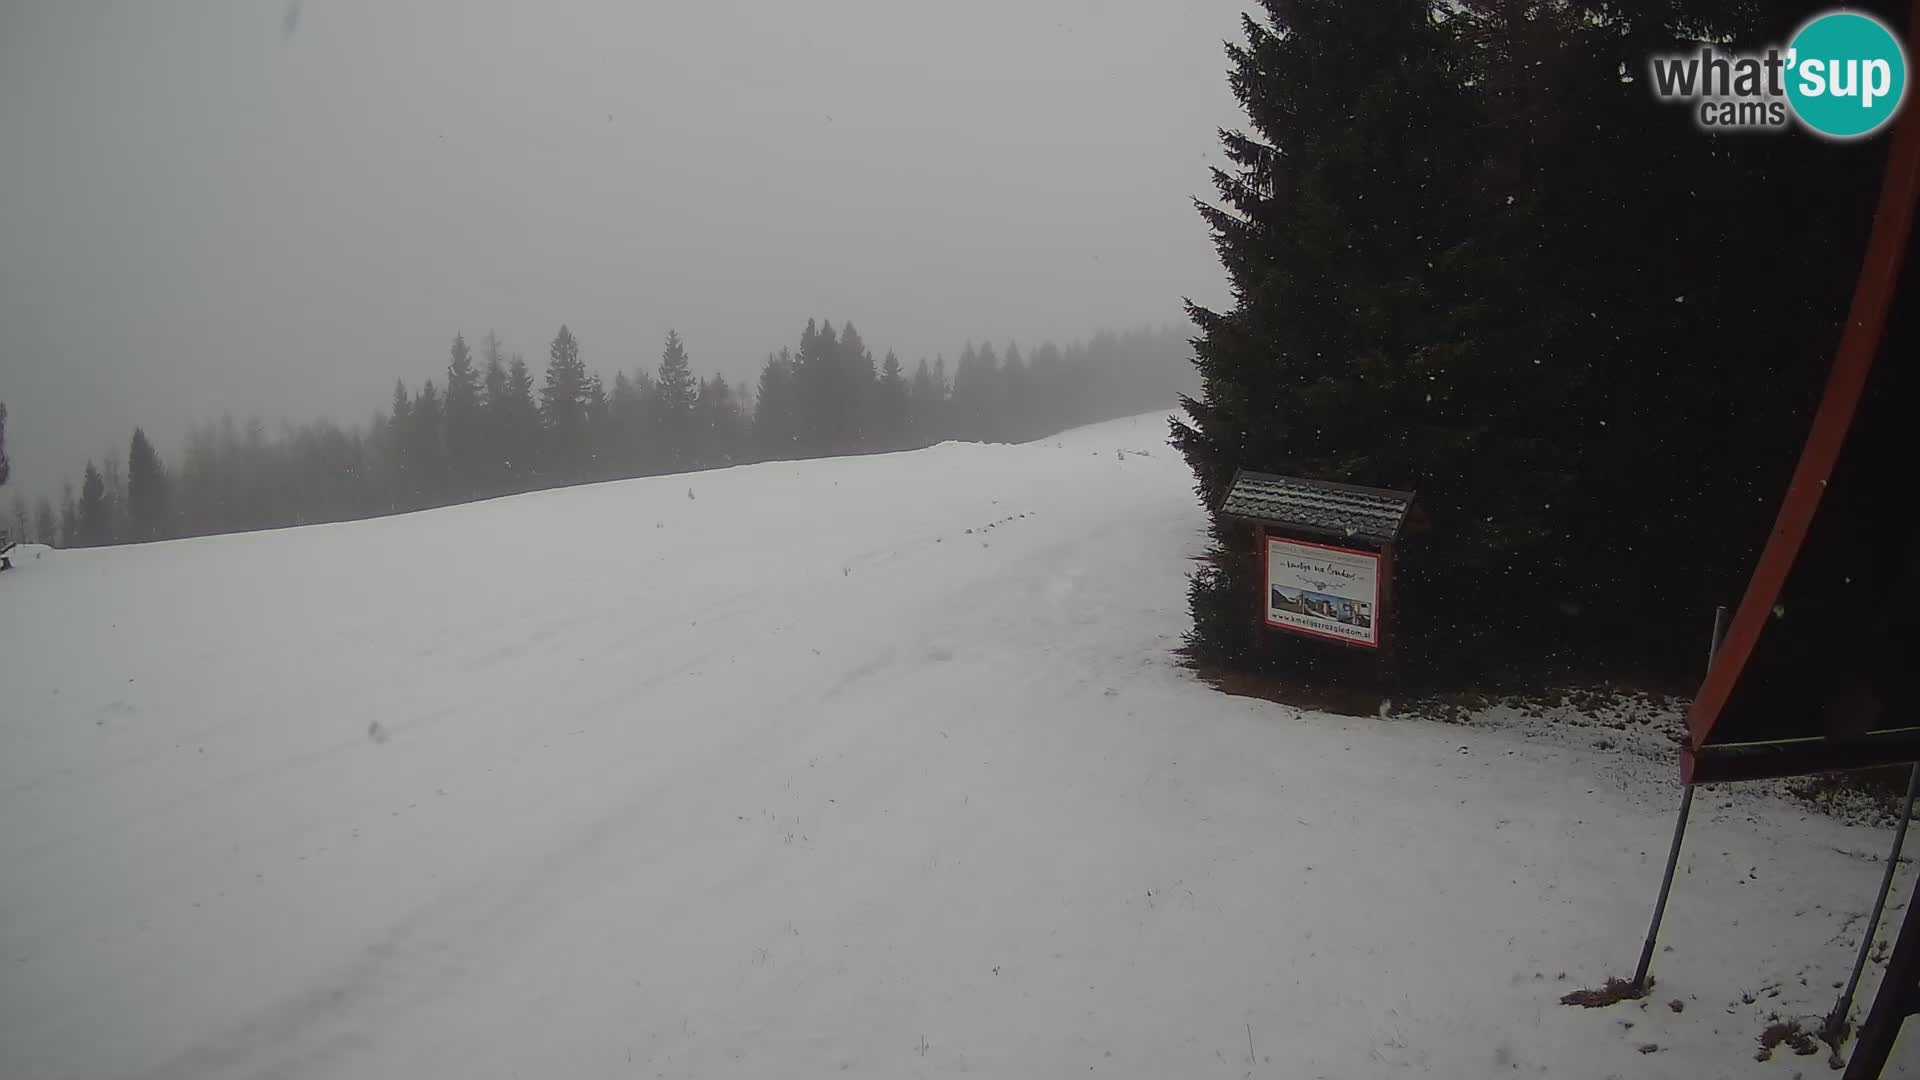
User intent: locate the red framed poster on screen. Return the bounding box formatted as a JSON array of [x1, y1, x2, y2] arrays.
[[1264, 534, 1382, 648]]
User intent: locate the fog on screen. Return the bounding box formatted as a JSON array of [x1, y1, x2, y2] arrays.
[[0, 0, 1243, 497]]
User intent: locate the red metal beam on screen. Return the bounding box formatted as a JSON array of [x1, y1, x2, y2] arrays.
[[1683, 37, 1920, 783]]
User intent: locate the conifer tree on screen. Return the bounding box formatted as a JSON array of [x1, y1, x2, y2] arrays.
[[908, 357, 937, 444], [127, 427, 169, 542], [33, 496, 56, 549], [755, 349, 799, 461], [652, 331, 698, 470], [877, 350, 907, 450], [59, 480, 77, 548], [1172, 0, 1518, 674], [539, 326, 590, 476], [78, 462, 111, 546], [443, 333, 483, 498], [498, 354, 539, 486], [410, 379, 445, 504]]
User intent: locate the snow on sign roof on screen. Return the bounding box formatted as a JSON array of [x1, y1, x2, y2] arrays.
[[1218, 470, 1415, 545]]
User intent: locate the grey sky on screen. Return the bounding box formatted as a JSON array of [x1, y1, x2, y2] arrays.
[[0, 0, 1243, 498]]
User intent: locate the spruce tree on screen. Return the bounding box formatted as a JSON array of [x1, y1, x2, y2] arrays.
[[478, 333, 509, 488], [410, 379, 445, 504], [9, 493, 26, 544], [127, 427, 168, 542], [877, 350, 907, 450], [443, 333, 483, 498], [1000, 342, 1026, 441], [695, 375, 746, 468], [388, 380, 413, 501], [656, 331, 697, 415], [608, 369, 646, 474], [33, 497, 56, 549], [539, 326, 590, 476], [480, 334, 509, 410], [499, 354, 539, 487], [654, 331, 698, 469], [101, 450, 127, 542], [793, 319, 838, 456], [0, 401, 9, 488], [836, 322, 875, 452], [59, 481, 77, 548], [755, 349, 799, 461], [78, 462, 111, 546], [908, 357, 936, 444], [950, 343, 986, 440], [1171, 0, 1485, 674], [584, 373, 610, 477], [32, 495, 55, 545], [1028, 342, 1067, 429]]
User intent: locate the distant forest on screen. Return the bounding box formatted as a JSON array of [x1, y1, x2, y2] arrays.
[[4, 321, 1189, 549]]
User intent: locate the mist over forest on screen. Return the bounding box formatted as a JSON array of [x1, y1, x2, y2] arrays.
[[6, 321, 1192, 547]]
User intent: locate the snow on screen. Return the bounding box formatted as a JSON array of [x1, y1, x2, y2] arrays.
[[2, 411, 1917, 1079]]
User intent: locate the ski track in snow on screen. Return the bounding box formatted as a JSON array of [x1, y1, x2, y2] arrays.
[[2, 412, 1917, 1078]]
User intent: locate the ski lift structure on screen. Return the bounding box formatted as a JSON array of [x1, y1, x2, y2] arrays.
[[1624, 47, 1920, 1077]]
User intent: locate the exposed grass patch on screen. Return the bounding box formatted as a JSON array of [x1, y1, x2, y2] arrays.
[[1560, 976, 1648, 1008], [1755, 1017, 1820, 1061]]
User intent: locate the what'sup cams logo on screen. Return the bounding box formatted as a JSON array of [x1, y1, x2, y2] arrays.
[[1649, 10, 1909, 139]]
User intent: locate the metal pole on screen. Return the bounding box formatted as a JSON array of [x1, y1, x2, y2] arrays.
[[1842, 867, 1920, 1080], [1634, 784, 1696, 993], [1825, 762, 1920, 1044], [1632, 604, 1729, 994]]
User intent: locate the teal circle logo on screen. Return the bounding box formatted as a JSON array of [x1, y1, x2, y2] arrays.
[[1786, 11, 1908, 139]]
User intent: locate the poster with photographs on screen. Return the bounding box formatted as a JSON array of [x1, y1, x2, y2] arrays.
[[1265, 536, 1380, 648]]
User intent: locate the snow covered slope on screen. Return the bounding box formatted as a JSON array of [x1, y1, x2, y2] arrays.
[[2, 413, 1915, 1078]]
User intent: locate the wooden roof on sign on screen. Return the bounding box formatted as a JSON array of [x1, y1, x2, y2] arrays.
[[1218, 470, 1415, 546]]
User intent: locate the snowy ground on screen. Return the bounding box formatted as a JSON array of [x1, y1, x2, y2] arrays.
[[2, 412, 1917, 1079]]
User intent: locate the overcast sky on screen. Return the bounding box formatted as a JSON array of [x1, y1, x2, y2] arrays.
[[0, 0, 1244, 498]]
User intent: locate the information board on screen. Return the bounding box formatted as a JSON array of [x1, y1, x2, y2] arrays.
[[1264, 535, 1381, 648]]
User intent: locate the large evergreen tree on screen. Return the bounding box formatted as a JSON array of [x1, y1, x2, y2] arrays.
[[1173, 0, 1876, 682], [127, 427, 169, 542], [1171, 0, 1493, 675], [0, 401, 10, 489]]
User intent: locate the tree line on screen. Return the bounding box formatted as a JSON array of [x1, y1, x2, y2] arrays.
[[6, 321, 1187, 548], [1175, 0, 1892, 686]]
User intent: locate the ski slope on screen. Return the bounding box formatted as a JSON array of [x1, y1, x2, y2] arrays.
[[2, 412, 1915, 1079]]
